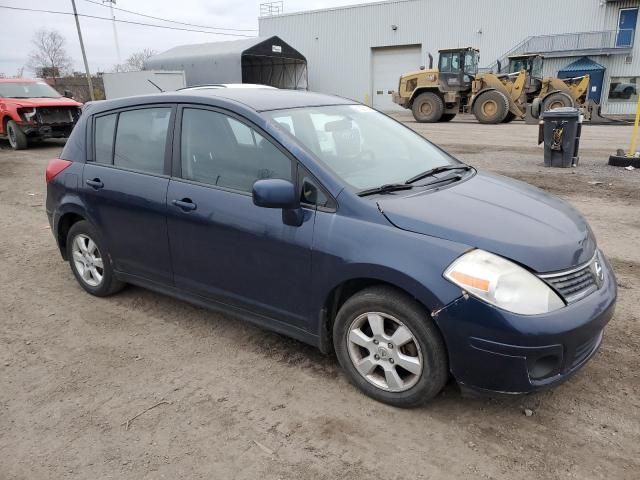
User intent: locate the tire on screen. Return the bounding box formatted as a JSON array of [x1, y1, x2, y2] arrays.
[[439, 113, 456, 122], [411, 92, 444, 123], [543, 92, 574, 112], [530, 97, 543, 119], [66, 220, 125, 297], [333, 286, 448, 408], [473, 90, 509, 124], [502, 112, 516, 123], [6, 120, 28, 150]]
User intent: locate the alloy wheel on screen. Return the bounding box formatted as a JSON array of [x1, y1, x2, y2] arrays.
[[347, 312, 423, 392], [71, 234, 105, 287]]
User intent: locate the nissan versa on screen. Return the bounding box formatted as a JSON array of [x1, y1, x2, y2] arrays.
[[45, 89, 616, 407]]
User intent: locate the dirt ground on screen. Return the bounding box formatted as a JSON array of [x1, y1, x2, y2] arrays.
[[1, 116, 639, 480]]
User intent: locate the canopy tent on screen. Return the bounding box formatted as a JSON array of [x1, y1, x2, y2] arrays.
[[145, 36, 308, 90]]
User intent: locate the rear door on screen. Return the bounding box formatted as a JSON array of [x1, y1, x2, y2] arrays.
[[166, 106, 316, 328], [82, 105, 175, 283]]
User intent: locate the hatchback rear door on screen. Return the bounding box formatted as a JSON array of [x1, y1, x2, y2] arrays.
[[82, 105, 175, 284]]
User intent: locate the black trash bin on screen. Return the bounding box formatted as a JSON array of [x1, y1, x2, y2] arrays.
[[540, 107, 583, 168]]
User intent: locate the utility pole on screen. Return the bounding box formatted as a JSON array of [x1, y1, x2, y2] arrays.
[[103, 0, 121, 64], [70, 0, 95, 101]]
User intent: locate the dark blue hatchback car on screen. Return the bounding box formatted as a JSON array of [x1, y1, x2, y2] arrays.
[[46, 89, 616, 407]]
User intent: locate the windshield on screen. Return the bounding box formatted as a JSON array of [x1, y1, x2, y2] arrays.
[[464, 51, 478, 76], [0, 81, 62, 99], [263, 105, 458, 190]]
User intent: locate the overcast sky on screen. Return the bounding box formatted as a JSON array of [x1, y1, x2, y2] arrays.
[[0, 0, 364, 76]]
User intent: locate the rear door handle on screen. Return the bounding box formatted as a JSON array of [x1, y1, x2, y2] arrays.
[[172, 198, 197, 212], [86, 178, 104, 189]]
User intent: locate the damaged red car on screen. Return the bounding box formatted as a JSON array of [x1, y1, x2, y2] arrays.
[[0, 78, 82, 150]]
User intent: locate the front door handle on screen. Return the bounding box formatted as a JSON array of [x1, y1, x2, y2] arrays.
[[86, 178, 104, 189], [172, 198, 197, 212]]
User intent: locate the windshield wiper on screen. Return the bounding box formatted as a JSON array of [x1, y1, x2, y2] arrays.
[[358, 183, 414, 197], [405, 165, 472, 184]]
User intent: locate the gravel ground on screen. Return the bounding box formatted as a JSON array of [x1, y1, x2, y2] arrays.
[[1, 118, 639, 480]]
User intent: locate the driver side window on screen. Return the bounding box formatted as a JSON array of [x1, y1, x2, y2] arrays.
[[180, 108, 292, 192]]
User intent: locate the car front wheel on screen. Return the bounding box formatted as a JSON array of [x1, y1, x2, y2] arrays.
[[333, 286, 448, 407]]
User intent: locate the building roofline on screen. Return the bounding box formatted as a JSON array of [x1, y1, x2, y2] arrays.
[[258, 0, 417, 20]]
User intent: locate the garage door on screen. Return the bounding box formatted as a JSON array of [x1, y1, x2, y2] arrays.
[[372, 45, 422, 112]]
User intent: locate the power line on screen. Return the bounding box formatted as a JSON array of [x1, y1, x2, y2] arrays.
[[83, 0, 257, 33], [0, 5, 255, 37]]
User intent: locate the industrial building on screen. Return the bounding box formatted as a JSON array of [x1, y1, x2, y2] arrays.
[[259, 0, 640, 115]]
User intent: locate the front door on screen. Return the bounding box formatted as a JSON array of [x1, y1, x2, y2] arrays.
[[166, 106, 315, 328], [617, 7, 638, 48], [82, 106, 174, 283]]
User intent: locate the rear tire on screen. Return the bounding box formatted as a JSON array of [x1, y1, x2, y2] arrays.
[[6, 120, 28, 150], [411, 92, 444, 123], [333, 286, 448, 408], [473, 90, 509, 124], [66, 220, 125, 297], [439, 113, 456, 122], [543, 92, 574, 112]]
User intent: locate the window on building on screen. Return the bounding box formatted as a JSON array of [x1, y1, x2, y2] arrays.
[[113, 108, 171, 174], [180, 108, 292, 192], [608, 76, 638, 103]]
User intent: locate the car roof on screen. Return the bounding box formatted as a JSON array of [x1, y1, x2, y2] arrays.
[[90, 89, 358, 114], [178, 84, 278, 90]]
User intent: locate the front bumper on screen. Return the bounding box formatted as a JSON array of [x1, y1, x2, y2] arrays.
[[19, 121, 74, 139], [391, 91, 408, 108], [434, 254, 617, 394]]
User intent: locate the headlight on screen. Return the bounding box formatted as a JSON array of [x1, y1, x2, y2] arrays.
[[19, 107, 37, 122], [444, 249, 565, 315]]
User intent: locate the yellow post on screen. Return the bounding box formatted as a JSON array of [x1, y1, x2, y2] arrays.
[[628, 91, 640, 156]]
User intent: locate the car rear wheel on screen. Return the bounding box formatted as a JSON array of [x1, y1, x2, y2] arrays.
[[66, 221, 125, 296], [333, 286, 448, 407], [6, 120, 28, 150]]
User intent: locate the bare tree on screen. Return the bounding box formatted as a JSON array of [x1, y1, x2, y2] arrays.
[[112, 49, 157, 73], [27, 29, 73, 78]]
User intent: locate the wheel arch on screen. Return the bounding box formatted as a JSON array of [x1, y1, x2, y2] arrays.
[[318, 273, 450, 354], [55, 207, 88, 259], [409, 87, 443, 106]]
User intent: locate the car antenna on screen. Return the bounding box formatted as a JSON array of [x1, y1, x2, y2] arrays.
[[147, 79, 164, 92]]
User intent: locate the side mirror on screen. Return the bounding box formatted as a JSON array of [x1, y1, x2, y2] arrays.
[[63, 90, 74, 98], [253, 179, 299, 209], [253, 179, 303, 227]]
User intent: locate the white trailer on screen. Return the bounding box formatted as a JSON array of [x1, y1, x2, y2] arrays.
[[102, 70, 186, 99]]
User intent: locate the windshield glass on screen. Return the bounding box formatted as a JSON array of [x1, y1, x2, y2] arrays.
[[0, 81, 61, 98], [263, 105, 458, 190], [464, 51, 478, 76]]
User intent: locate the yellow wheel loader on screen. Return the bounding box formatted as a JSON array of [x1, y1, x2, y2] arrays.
[[503, 54, 591, 119], [392, 48, 529, 124]]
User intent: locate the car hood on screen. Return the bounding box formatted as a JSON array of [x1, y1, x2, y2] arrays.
[[8, 97, 82, 108], [377, 170, 596, 273]]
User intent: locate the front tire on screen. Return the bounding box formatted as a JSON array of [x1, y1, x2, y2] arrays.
[[66, 220, 125, 297], [473, 90, 509, 124], [411, 92, 444, 123], [333, 286, 448, 408], [6, 120, 28, 150]]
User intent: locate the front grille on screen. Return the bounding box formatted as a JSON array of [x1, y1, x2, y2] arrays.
[[570, 331, 602, 370], [36, 107, 77, 124], [539, 252, 603, 303]]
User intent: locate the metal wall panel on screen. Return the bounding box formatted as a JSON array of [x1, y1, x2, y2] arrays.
[[260, 0, 640, 113]]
